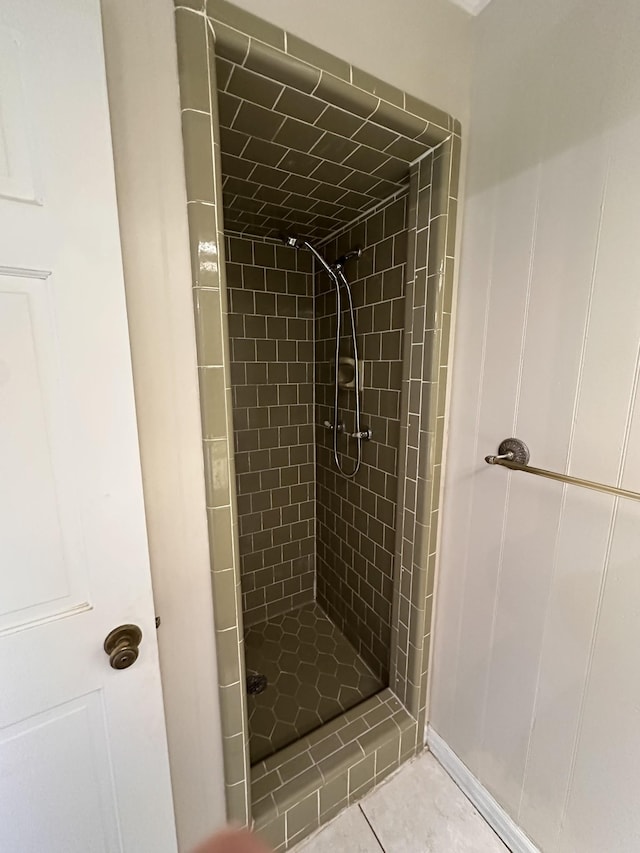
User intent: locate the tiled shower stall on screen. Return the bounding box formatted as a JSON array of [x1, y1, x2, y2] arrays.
[[174, 1, 460, 848]]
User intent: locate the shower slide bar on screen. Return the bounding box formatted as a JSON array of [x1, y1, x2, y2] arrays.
[[485, 437, 640, 503]]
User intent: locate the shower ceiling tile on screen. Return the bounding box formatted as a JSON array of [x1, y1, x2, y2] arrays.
[[255, 185, 289, 205], [310, 200, 345, 218], [331, 207, 355, 223], [231, 197, 265, 215], [226, 65, 284, 109], [217, 90, 242, 127], [374, 157, 410, 183], [315, 73, 378, 118], [316, 106, 364, 137], [283, 193, 318, 212], [215, 57, 234, 91], [220, 126, 250, 156], [339, 190, 376, 210], [286, 35, 351, 82], [242, 137, 288, 167], [352, 122, 400, 152], [224, 176, 260, 197], [351, 67, 405, 109], [215, 50, 435, 239], [384, 136, 427, 162], [309, 183, 347, 204], [278, 150, 322, 178], [275, 87, 327, 124], [212, 21, 250, 64], [310, 132, 359, 164], [274, 117, 325, 153], [281, 174, 321, 197], [310, 161, 353, 185], [221, 152, 254, 180], [368, 180, 398, 200], [372, 101, 427, 139], [250, 163, 288, 189], [245, 40, 320, 94], [232, 101, 285, 141], [340, 171, 382, 195], [343, 146, 390, 174]]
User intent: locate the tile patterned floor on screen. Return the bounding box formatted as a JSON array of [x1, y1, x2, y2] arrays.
[[245, 602, 383, 764], [295, 753, 509, 852]]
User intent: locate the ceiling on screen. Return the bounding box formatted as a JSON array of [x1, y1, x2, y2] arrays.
[[215, 56, 433, 241]]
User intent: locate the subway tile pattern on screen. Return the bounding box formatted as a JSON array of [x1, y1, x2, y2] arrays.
[[245, 603, 382, 764], [251, 689, 417, 851], [175, 0, 461, 837], [203, 0, 454, 242], [216, 57, 423, 241], [174, 6, 251, 824], [314, 194, 409, 683], [390, 139, 459, 733], [225, 234, 316, 624]]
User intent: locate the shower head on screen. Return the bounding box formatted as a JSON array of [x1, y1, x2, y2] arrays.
[[279, 234, 338, 283], [333, 247, 362, 269], [280, 234, 305, 250]]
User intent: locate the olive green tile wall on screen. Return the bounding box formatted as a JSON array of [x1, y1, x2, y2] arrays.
[[314, 193, 409, 683], [390, 136, 459, 733], [251, 689, 417, 851], [175, 0, 462, 836], [174, 5, 250, 825], [214, 46, 432, 241], [225, 234, 316, 624]]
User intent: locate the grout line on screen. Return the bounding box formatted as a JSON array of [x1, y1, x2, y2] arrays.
[[358, 804, 386, 852], [558, 494, 619, 836], [206, 15, 449, 132], [512, 159, 542, 435], [550, 147, 612, 848], [517, 479, 568, 822], [204, 18, 251, 817], [318, 185, 410, 247], [566, 149, 610, 473], [517, 155, 609, 811]]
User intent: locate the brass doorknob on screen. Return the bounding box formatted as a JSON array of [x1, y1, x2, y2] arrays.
[[104, 624, 142, 670]]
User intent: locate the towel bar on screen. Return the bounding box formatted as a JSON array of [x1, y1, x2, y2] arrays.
[[485, 438, 640, 503]]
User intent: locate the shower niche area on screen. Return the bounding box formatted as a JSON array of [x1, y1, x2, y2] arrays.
[[174, 2, 460, 848]]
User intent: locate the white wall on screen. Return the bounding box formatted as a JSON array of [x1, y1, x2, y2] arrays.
[[226, 0, 472, 128], [432, 1, 640, 851], [101, 2, 226, 849]]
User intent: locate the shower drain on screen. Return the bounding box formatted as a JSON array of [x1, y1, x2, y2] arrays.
[[246, 673, 268, 695]]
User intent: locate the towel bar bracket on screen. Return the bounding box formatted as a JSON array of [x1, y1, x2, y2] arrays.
[[485, 437, 530, 466]]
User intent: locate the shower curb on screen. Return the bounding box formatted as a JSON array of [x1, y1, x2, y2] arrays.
[[252, 689, 418, 851]]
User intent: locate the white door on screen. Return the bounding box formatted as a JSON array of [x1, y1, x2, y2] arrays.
[[0, 1, 177, 851]]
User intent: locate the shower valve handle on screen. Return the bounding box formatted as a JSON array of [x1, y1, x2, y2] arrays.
[[350, 428, 372, 441]]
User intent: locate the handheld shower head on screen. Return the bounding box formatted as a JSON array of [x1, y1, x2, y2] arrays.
[[281, 234, 303, 250]]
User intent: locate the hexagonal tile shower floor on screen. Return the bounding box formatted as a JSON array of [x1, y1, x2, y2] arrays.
[[245, 602, 384, 764]]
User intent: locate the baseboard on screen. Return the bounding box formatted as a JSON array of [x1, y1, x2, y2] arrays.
[[426, 726, 540, 853]]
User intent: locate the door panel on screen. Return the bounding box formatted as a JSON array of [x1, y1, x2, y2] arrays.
[[1, 693, 120, 853], [0, 272, 87, 631], [0, 1, 177, 850]]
